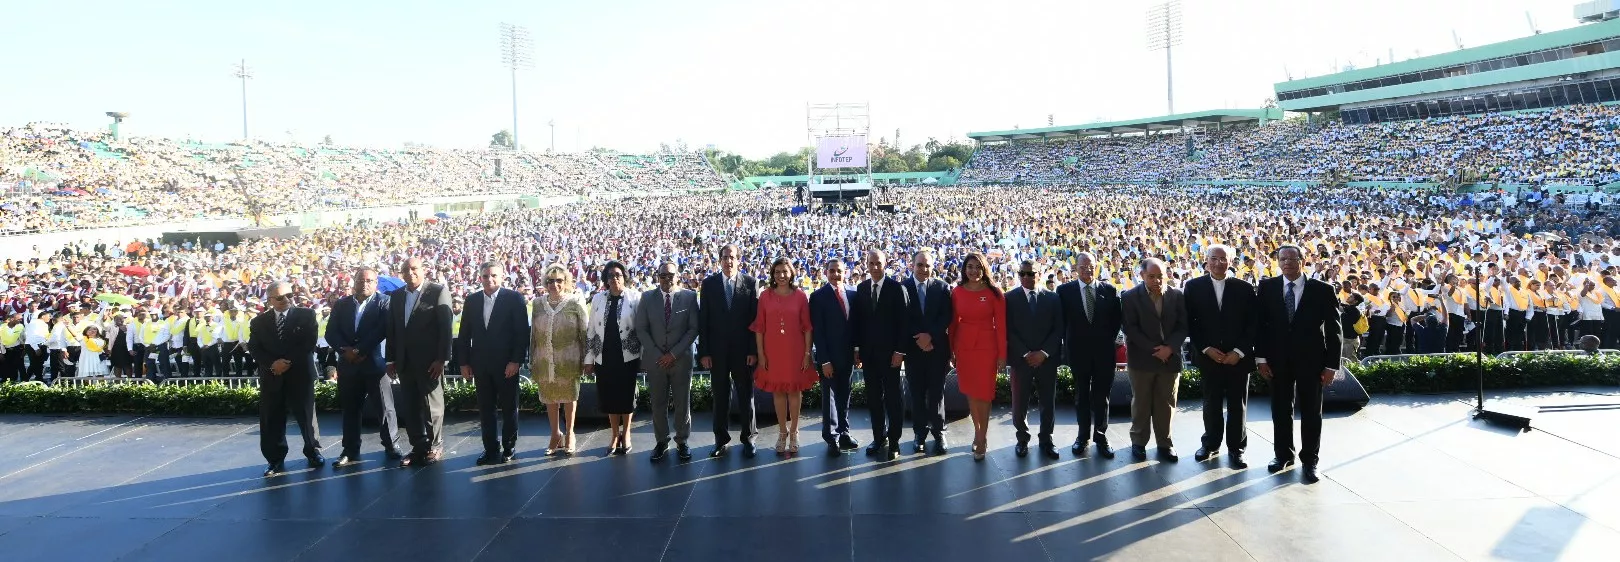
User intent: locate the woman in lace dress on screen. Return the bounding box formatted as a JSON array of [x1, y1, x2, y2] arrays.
[[530, 264, 589, 456]]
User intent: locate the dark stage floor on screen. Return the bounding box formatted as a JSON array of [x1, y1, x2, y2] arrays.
[[1, 389, 1618, 561]]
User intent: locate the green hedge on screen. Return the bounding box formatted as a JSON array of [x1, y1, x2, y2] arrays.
[[1, 354, 1614, 416]]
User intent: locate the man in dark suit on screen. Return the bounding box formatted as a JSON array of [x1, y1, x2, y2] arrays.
[[385, 257, 454, 466], [902, 249, 953, 455], [1255, 245, 1342, 484], [326, 266, 398, 468], [1183, 245, 1257, 468], [249, 282, 324, 477], [1055, 252, 1122, 459], [456, 261, 531, 465], [1007, 260, 1063, 460], [697, 244, 760, 459], [851, 249, 910, 461], [811, 258, 859, 456], [1120, 258, 1187, 462], [636, 261, 701, 463]]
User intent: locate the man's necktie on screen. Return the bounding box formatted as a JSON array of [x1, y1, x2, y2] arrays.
[[724, 277, 734, 308], [918, 282, 926, 315], [276, 311, 287, 339], [1285, 281, 1298, 323], [872, 281, 881, 312], [664, 293, 672, 327], [835, 288, 848, 319], [1028, 289, 1037, 315], [1083, 284, 1096, 322]]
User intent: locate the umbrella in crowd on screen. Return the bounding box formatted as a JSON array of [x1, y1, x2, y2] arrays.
[[116, 265, 150, 277], [94, 293, 138, 306], [377, 275, 405, 293]]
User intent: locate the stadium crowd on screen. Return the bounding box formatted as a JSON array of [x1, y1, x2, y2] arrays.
[[961, 103, 1620, 185], [1, 182, 1616, 385], [0, 124, 724, 232]]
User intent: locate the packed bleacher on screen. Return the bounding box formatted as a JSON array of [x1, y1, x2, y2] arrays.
[[961, 104, 1620, 186], [0, 124, 725, 232]]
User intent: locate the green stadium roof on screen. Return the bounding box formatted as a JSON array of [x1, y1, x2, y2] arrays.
[[966, 108, 1283, 141], [1275, 18, 1620, 93]]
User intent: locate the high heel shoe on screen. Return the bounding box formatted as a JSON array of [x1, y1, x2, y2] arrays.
[[546, 434, 560, 456], [973, 437, 987, 461], [776, 431, 788, 456], [564, 432, 576, 455], [788, 433, 799, 455]]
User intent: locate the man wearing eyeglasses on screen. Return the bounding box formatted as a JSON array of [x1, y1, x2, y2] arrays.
[[635, 261, 700, 463], [249, 281, 325, 477], [1255, 245, 1341, 484]]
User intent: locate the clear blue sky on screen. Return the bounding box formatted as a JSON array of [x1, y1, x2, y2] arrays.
[[0, 0, 1579, 156]]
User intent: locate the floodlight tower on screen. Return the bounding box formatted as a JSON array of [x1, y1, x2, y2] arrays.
[[233, 59, 253, 139], [499, 23, 534, 151], [1147, 1, 1184, 115], [105, 112, 129, 140]]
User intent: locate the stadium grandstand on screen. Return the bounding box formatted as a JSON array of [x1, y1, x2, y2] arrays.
[[961, 16, 1620, 192], [0, 124, 725, 233]]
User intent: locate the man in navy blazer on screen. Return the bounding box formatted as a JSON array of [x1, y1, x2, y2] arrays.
[[455, 262, 531, 465], [851, 249, 911, 461], [1055, 252, 1123, 459], [902, 250, 953, 455], [326, 266, 398, 468], [810, 259, 859, 455]]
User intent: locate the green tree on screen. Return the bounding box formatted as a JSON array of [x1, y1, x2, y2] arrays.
[[925, 155, 962, 172], [490, 129, 514, 149]]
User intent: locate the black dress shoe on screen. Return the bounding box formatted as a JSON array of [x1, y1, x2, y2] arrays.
[[828, 441, 842, 456], [1040, 446, 1061, 460], [476, 453, 501, 466], [1302, 464, 1321, 484], [1158, 448, 1179, 462], [884, 446, 899, 462], [1097, 442, 1116, 459], [385, 448, 404, 460], [710, 444, 728, 458], [866, 443, 881, 457], [1194, 447, 1214, 462], [1131, 446, 1148, 460], [333, 455, 358, 469], [742, 442, 757, 459], [931, 440, 948, 456], [306, 453, 327, 468], [1268, 458, 1295, 473], [913, 440, 927, 455], [502, 449, 516, 463], [651, 442, 669, 463], [1072, 440, 1088, 457], [1230, 453, 1249, 470], [676, 444, 692, 461], [400, 452, 419, 467], [263, 463, 284, 477], [1014, 442, 1030, 457], [838, 435, 860, 450]]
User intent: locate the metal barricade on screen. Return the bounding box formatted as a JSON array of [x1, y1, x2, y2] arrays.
[[49, 376, 154, 387], [161, 377, 260, 388], [1494, 349, 1620, 359]]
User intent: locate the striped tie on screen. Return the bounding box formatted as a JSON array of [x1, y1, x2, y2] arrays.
[[276, 311, 287, 339]]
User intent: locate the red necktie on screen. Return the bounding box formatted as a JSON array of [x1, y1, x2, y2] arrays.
[[835, 288, 848, 319]]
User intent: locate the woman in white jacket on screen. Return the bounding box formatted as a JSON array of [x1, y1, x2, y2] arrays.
[[585, 261, 642, 456]]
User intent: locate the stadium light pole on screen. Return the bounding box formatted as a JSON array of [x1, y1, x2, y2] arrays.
[[499, 23, 534, 152], [233, 59, 253, 140], [1146, 1, 1183, 116]]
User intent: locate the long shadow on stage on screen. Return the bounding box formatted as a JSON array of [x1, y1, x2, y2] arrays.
[[0, 392, 1614, 561]]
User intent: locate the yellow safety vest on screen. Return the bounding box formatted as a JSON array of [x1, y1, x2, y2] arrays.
[[193, 322, 217, 346], [0, 324, 22, 347], [143, 321, 165, 345], [223, 316, 243, 341], [317, 317, 329, 343], [1508, 286, 1531, 311], [452, 313, 462, 337]]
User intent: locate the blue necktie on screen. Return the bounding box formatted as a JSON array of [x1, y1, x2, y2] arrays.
[[1285, 281, 1297, 323]]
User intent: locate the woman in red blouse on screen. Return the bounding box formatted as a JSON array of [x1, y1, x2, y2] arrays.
[[752, 258, 816, 456], [950, 252, 1006, 461]]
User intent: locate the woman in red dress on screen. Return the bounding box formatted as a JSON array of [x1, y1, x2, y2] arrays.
[[752, 258, 815, 456], [950, 252, 1006, 461]]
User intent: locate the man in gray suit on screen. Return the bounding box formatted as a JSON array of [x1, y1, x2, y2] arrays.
[[1120, 258, 1187, 462], [635, 261, 700, 463], [1007, 260, 1064, 460], [385, 257, 454, 467]]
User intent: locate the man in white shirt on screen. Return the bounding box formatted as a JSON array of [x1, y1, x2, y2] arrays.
[[24, 310, 51, 382]]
